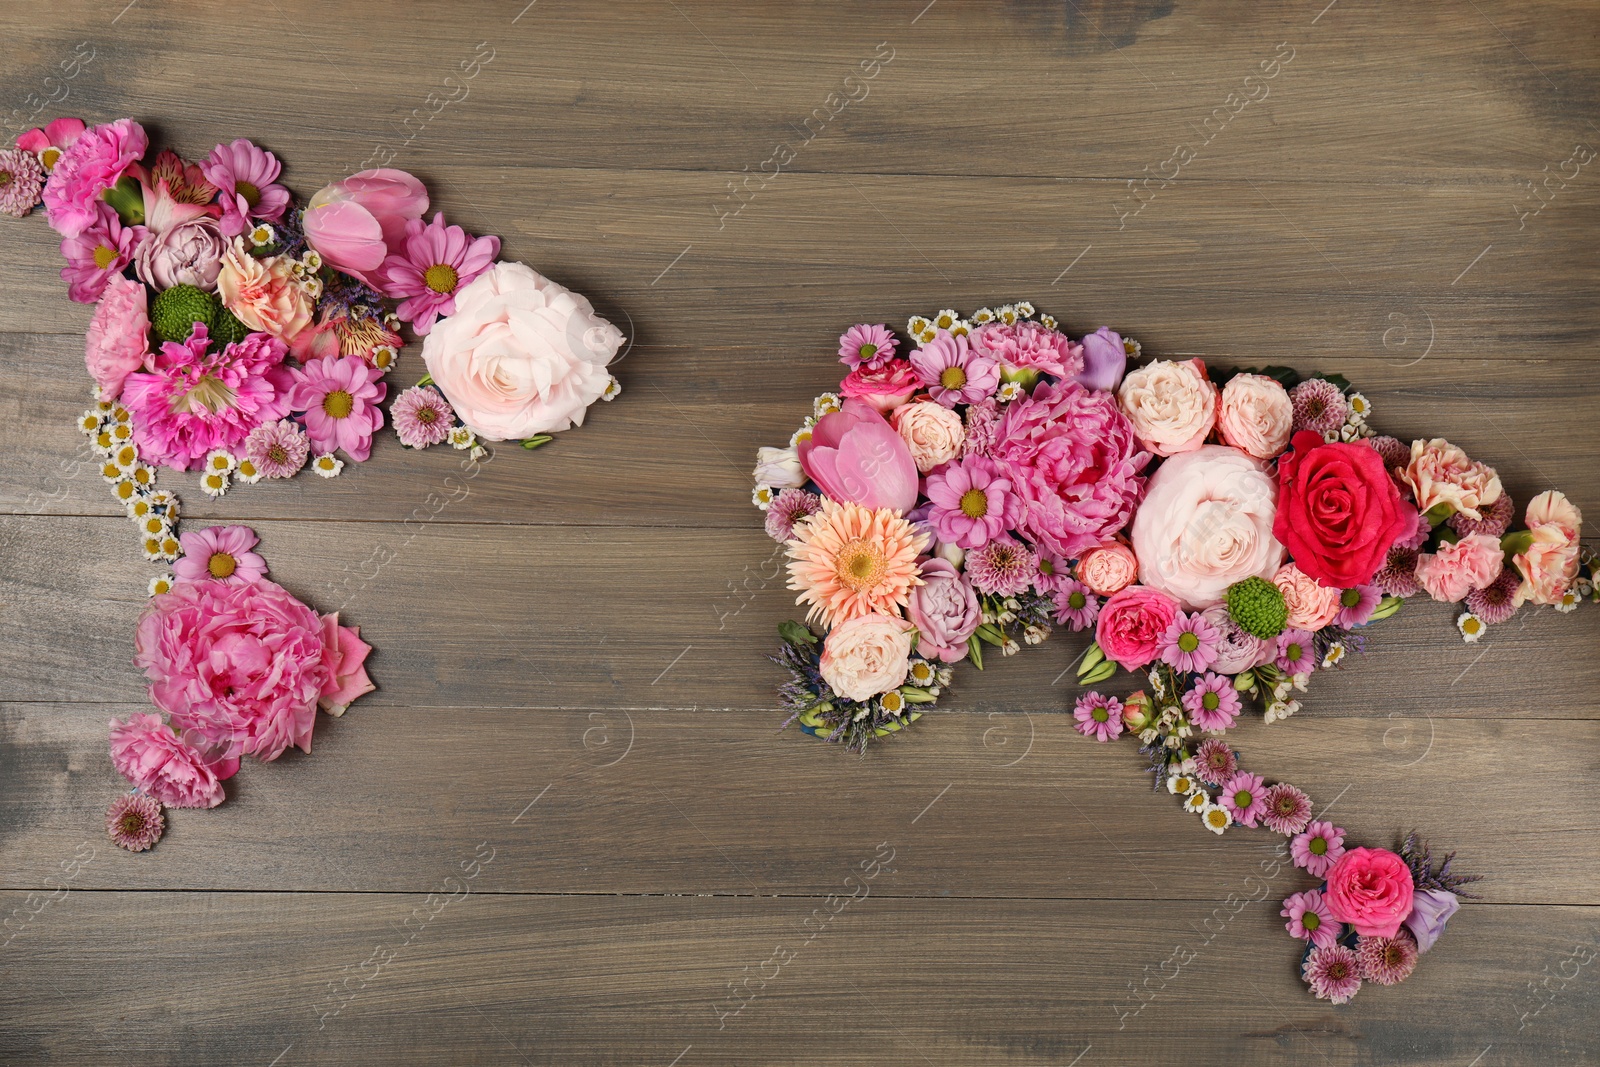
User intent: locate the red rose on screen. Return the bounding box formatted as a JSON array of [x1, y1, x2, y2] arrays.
[[1273, 431, 1416, 588], [1323, 847, 1415, 938]]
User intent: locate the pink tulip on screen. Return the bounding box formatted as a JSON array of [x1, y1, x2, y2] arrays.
[[798, 398, 918, 514], [302, 168, 428, 287]]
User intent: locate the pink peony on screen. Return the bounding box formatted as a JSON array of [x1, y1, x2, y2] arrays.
[[910, 330, 998, 407], [109, 711, 237, 809], [1075, 326, 1127, 392], [200, 138, 291, 238], [1513, 490, 1583, 606], [1274, 562, 1343, 629], [1095, 585, 1180, 672], [799, 399, 919, 514], [1075, 539, 1139, 596], [84, 274, 151, 399], [1414, 533, 1504, 603], [1117, 358, 1217, 457], [287, 354, 388, 462], [907, 557, 982, 662], [172, 525, 268, 586], [59, 202, 139, 303], [818, 612, 915, 702], [924, 454, 1017, 549], [319, 613, 376, 714], [303, 168, 429, 287], [991, 380, 1151, 559], [42, 117, 147, 238], [1401, 438, 1502, 520], [968, 320, 1083, 381], [1324, 847, 1415, 939], [838, 323, 897, 370], [376, 211, 500, 334], [890, 400, 965, 473], [17, 116, 86, 171], [1217, 373, 1293, 460], [839, 358, 919, 413], [218, 239, 314, 342], [134, 212, 226, 292]]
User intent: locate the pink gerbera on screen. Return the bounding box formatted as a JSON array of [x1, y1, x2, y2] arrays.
[[965, 536, 1038, 596], [925, 454, 1018, 550], [106, 792, 165, 852], [1193, 738, 1237, 786], [391, 384, 456, 448], [0, 147, 46, 218], [59, 202, 139, 303], [1303, 945, 1362, 1004], [1052, 578, 1100, 631], [243, 418, 310, 479], [1219, 771, 1267, 828], [1182, 672, 1241, 731], [1160, 611, 1221, 673], [1333, 584, 1381, 628], [200, 139, 291, 238], [173, 525, 268, 586], [42, 117, 147, 238], [1357, 930, 1420, 985], [838, 323, 898, 370], [1073, 691, 1124, 742], [1275, 628, 1316, 674], [1281, 888, 1340, 949], [376, 212, 500, 334], [1291, 820, 1346, 877], [910, 329, 999, 407], [1260, 782, 1314, 835], [287, 354, 388, 461]]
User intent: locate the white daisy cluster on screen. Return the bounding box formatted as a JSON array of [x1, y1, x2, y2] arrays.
[[1161, 764, 1235, 835], [78, 395, 181, 562], [444, 424, 488, 461], [1334, 390, 1374, 443]]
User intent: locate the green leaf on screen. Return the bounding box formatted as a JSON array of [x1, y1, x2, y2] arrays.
[[1369, 596, 1404, 621], [1314, 372, 1353, 393], [1422, 502, 1455, 526], [898, 687, 938, 704], [100, 175, 145, 226], [416, 373, 434, 388], [1500, 530, 1535, 557], [1079, 659, 1117, 685], [967, 635, 985, 670], [1233, 669, 1257, 692], [778, 620, 817, 646], [974, 623, 1005, 646], [522, 435, 554, 450]]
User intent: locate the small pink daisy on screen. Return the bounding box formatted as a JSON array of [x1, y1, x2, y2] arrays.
[[1281, 889, 1340, 949], [243, 419, 310, 479], [1073, 692, 1124, 742], [200, 138, 291, 238], [1275, 628, 1316, 674], [391, 385, 456, 449], [965, 536, 1038, 596], [1193, 738, 1237, 787], [1219, 771, 1267, 828], [909, 330, 999, 407], [1052, 578, 1100, 632], [377, 212, 500, 334], [1260, 782, 1314, 835], [1291, 820, 1347, 877], [1289, 378, 1347, 436], [106, 792, 164, 852], [1464, 571, 1520, 625], [838, 323, 898, 370], [1334, 584, 1381, 628], [1303, 944, 1362, 1004], [287, 354, 387, 461], [173, 525, 268, 586], [925, 454, 1018, 550], [1160, 611, 1220, 673], [59, 202, 138, 303], [765, 488, 821, 542], [1357, 929, 1420, 985], [1182, 672, 1241, 731]]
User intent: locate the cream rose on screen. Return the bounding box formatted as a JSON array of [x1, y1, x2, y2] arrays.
[[1117, 358, 1217, 457], [1401, 438, 1503, 520], [818, 612, 915, 702], [1273, 562, 1342, 629], [1217, 373, 1292, 460], [1075, 539, 1138, 596], [753, 446, 804, 489], [1129, 444, 1285, 610], [421, 262, 625, 440], [890, 400, 965, 472], [217, 239, 313, 341], [1513, 490, 1582, 605]]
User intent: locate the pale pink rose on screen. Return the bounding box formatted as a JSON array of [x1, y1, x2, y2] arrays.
[[134, 215, 226, 291], [818, 612, 915, 702], [421, 262, 624, 440], [1513, 490, 1582, 606], [1273, 562, 1343, 629], [1414, 533, 1504, 603], [1401, 438, 1503, 519], [319, 614, 376, 715], [84, 274, 151, 399], [1117, 358, 1217, 457], [891, 400, 966, 473], [1129, 445, 1284, 610], [1075, 539, 1138, 596], [1217, 374, 1292, 460], [907, 558, 982, 662], [217, 239, 313, 342]]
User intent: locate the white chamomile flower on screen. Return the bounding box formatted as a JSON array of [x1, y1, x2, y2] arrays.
[[1201, 804, 1233, 834], [301, 249, 322, 272], [1038, 313, 1058, 330], [112, 443, 141, 472], [949, 319, 972, 338], [1347, 392, 1371, 421], [1014, 300, 1036, 318], [111, 405, 131, 424], [996, 304, 1018, 325], [100, 459, 127, 484], [971, 308, 995, 325], [111, 479, 139, 504], [110, 420, 134, 443], [91, 428, 116, 455], [147, 489, 178, 520], [371, 344, 399, 372], [129, 465, 155, 490], [469, 444, 488, 461], [907, 660, 936, 687], [601, 376, 622, 401], [752, 486, 775, 510], [996, 381, 1024, 402], [1456, 611, 1485, 643], [1123, 337, 1142, 359], [879, 689, 907, 715], [1167, 773, 1199, 796], [148, 572, 174, 597], [137, 514, 170, 539], [312, 454, 344, 478], [200, 470, 230, 497], [204, 450, 237, 476], [235, 458, 262, 484], [1556, 590, 1580, 613], [127, 495, 154, 523], [907, 315, 931, 336], [142, 534, 180, 563], [916, 329, 937, 345], [248, 223, 276, 247], [1183, 791, 1210, 813], [813, 392, 842, 417], [77, 410, 107, 435], [789, 425, 815, 448], [1321, 642, 1346, 669], [933, 309, 959, 331]]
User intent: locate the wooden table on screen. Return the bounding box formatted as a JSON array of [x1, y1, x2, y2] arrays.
[[2, 2, 1597, 1063]]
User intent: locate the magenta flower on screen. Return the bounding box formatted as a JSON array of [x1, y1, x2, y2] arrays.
[[1260, 782, 1314, 835], [200, 138, 291, 238], [173, 525, 268, 586], [1282, 889, 1340, 950], [287, 354, 388, 462], [838, 323, 898, 370], [1334, 584, 1381, 628], [1219, 771, 1266, 828], [1052, 577, 1101, 632], [1275, 628, 1316, 673], [243, 418, 310, 479], [966, 536, 1038, 597], [106, 792, 164, 852], [925, 454, 1018, 550], [59, 203, 139, 303], [391, 384, 456, 448], [1291, 820, 1347, 877], [797, 399, 918, 514], [377, 212, 500, 334], [1073, 691, 1124, 742], [108, 711, 236, 809], [1182, 672, 1241, 731], [1303, 945, 1362, 1004], [909, 330, 998, 407], [42, 117, 147, 238], [1159, 610, 1221, 673], [1193, 738, 1237, 786]]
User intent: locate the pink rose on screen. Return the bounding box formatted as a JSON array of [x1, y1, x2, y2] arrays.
[[1323, 847, 1415, 938], [907, 558, 982, 663], [1117, 358, 1217, 457], [1094, 585, 1180, 672], [1414, 533, 1504, 603], [218, 239, 314, 342], [798, 399, 919, 514], [135, 215, 227, 291], [303, 168, 429, 287], [109, 711, 238, 809], [1075, 539, 1138, 596], [891, 400, 965, 473], [421, 262, 625, 440], [1513, 490, 1583, 606], [839, 359, 919, 413], [1129, 445, 1284, 610], [1401, 438, 1503, 519], [1217, 374, 1292, 460], [818, 612, 915, 701], [319, 614, 376, 714], [1273, 562, 1343, 629], [84, 274, 151, 399]]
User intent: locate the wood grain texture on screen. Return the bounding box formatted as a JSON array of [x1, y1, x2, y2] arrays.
[[2, 0, 1598, 1064]]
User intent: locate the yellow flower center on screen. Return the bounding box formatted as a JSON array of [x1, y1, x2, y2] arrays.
[[423, 263, 460, 294], [323, 389, 355, 419], [1286, 642, 1302, 661], [1310, 837, 1328, 856], [959, 488, 988, 519], [171, 375, 237, 415], [92, 243, 119, 270], [207, 552, 237, 579], [1302, 912, 1320, 931], [940, 366, 967, 390], [1202, 691, 1220, 711], [235, 180, 261, 208], [836, 538, 887, 591], [41, 147, 63, 169]]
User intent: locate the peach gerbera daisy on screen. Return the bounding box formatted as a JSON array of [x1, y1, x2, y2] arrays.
[[787, 499, 927, 627]]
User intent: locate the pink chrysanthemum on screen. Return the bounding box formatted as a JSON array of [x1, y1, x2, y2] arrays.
[[1395, 510, 1433, 551], [106, 792, 165, 852], [1368, 434, 1411, 474], [391, 385, 456, 448], [1464, 570, 1520, 625], [1291, 820, 1347, 877], [910, 330, 999, 407], [1052, 578, 1101, 631], [1193, 738, 1238, 787], [377, 212, 500, 334], [1281, 888, 1340, 949], [173, 525, 268, 586], [1303, 944, 1362, 1004], [1357, 929, 1420, 986], [0, 147, 46, 218], [838, 323, 898, 370], [1334, 584, 1382, 628], [59, 202, 139, 303], [1260, 782, 1314, 835], [1375, 544, 1422, 598], [42, 117, 147, 238], [1073, 691, 1124, 742], [121, 326, 294, 471], [1160, 611, 1221, 673], [925, 454, 1018, 550], [1448, 492, 1514, 538], [243, 418, 310, 479], [965, 536, 1038, 596], [200, 138, 291, 238], [765, 488, 821, 542], [1219, 771, 1267, 828], [286, 354, 388, 462], [1289, 378, 1348, 436], [1182, 672, 1241, 731], [1275, 628, 1316, 674]]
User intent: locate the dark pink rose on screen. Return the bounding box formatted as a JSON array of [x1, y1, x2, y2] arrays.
[[1324, 847, 1416, 938], [839, 358, 918, 413], [1094, 585, 1179, 671]]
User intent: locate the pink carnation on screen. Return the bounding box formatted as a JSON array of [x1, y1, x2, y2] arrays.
[[286, 354, 388, 461], [1414, 532, 1504, 603], [1094, 585, 1179, 672], [108, 711, 237, 809], [84, 274, 151, 399], [42, 117, 147, 238], [968, 320, 1083, 380]]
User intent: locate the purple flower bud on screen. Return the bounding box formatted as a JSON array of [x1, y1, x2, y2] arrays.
[[1402, 887, 1459, 952], [1075, 326, 1128, 392]]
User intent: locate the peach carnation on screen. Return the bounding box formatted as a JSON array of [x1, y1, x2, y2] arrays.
[[1274, 562, 1342, 630], [1401, 438, 1502, 520], [1415, 533, 1504, 603], [786, 498, 927, 627], [217, 238, 313, 342], [1513, 490, 1583, 606]]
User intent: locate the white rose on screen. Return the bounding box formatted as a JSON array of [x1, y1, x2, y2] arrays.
[[818, 612, 915, 702], [1117, 358, 1217, 457], [753, 445, 805, 489]]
